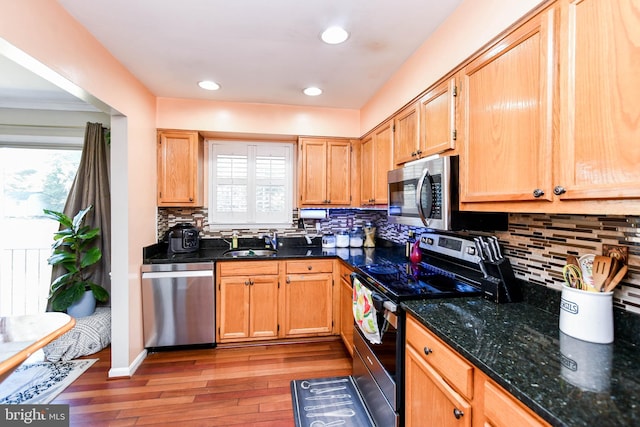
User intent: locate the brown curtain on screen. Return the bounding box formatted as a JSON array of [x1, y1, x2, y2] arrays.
[[53, 122, 111, 302]]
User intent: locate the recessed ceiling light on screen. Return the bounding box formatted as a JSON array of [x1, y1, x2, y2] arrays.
[[198, 80, 220, 91], [321, 26, 349, 44], [304, 87, 322, 96]]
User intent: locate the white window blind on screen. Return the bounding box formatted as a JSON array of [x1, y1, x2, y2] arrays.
[[209, 141, 293, 227]]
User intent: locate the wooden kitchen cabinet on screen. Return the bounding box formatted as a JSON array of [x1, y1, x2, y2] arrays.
[[406, 314, 549, 427], [360, 120, 393, 205], [460, 5, 555, 206], [216, 261, 279, 343], [282, 259, 334, 337], [299, 137, 351, 206], [481, 378, 549, 427], [554, 0, 640, 203], [393, 101, 420, 166], [338, 262, 354, 356], [157, 130, 204, 207], [419, 75, 459, 157]]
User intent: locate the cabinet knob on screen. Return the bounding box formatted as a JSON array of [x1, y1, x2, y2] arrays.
[[532, 188, 545, 198], [244, 280, 250, 286], [416, 149, 422, 155], [411, 151, 417, 157], [286, 277, 291, 284], [307, 265, 313, 271], [423, 347, 432, 356], [453, 408, 464, 419], [553, 185, 567, 196], [189, 197, 193, 202]]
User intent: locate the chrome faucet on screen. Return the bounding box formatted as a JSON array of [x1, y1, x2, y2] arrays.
[[263, 232, 278, 250]]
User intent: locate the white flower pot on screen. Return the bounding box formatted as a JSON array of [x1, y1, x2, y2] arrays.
[[67, 289, 96, 318]]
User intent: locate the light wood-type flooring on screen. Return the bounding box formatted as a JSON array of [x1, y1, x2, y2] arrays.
[[56, 339, 352, 426]]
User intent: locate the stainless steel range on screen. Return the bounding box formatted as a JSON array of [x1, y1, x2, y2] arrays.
[[351, 232, 519, 426]]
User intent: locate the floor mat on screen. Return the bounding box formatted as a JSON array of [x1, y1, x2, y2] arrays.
[[0, 358, 97, 404], [291, 376, 376, 427]]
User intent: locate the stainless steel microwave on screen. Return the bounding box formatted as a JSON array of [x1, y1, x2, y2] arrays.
[[387, 155, 507, 231]]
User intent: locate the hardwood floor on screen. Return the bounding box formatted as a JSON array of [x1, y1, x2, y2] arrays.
[[56, 339, 353, 426]]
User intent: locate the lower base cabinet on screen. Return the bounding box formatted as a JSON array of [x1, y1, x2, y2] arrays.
[[405, 314, 549, 427], [217, 259, 335, 344], [339, 262, 354, 356]]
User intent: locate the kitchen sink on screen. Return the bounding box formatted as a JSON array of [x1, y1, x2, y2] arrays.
[[223, 248, 278, 258]]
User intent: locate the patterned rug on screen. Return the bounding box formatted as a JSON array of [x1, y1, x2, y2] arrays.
[[0, 359, 96, 404], [291, 376, 375, 427]]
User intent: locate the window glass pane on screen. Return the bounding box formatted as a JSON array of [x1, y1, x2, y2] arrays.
[[216, 185, 247, 212], [256, 156, 285, 180], [256, 185, 285, 212]]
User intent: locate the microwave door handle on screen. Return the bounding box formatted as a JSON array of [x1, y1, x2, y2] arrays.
[[415, 168, 431, 226]]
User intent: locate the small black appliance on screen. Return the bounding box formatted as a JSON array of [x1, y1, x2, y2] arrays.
[[165, 223, 200, 254]]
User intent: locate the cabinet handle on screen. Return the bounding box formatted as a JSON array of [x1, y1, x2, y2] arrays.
[[307, 265, 313, 271], [532, 188, 545, 198], [553, 185, 567, 196], [453, 408, 464, 419], [423, 347, 432, 356]]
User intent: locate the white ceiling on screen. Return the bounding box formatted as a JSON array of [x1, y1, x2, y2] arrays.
[[54, 0, 464, 110]]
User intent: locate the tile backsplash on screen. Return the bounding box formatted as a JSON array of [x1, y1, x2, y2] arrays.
[[158, 208, 640, 315]]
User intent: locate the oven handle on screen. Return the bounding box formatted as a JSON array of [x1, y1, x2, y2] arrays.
[[415, 166, 433, 227]]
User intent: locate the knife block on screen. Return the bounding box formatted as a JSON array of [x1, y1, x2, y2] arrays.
[[480, 258, 522, 303]]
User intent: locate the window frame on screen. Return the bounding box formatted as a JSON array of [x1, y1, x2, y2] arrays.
[[207, 140, 294, 229]]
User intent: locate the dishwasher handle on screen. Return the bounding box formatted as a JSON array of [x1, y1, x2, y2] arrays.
[[142, 270, 213, 279]]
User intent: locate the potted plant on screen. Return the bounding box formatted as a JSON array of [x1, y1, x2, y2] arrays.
[[44, 205, 109, 317]]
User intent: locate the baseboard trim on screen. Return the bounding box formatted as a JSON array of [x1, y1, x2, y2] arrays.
[[107, 349, 147, 378]]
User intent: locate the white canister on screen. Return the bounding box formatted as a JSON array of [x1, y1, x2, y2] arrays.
[[322, 233, 336, 248], [336, 230, 350, 248], [559, 284, 614, 344]]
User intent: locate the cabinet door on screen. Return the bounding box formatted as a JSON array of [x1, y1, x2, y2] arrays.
[[556, 0, 640, 201], [360, 135, 375, 205], [249, 276, 279, 339], [420, 76, 457, 156], [373, 122, 393, 204], [483, 380, 548, 427], [157, 131, 203, 206], [405, 344, 472, 427], [218, 277, 250, 341], [283, 272, 333, 337], [299, 138, 328, 205], [393, 102, 420, 166], [339, 264, 354, 356], [461, 7, 555, 203], [326, 140, 351, 205]]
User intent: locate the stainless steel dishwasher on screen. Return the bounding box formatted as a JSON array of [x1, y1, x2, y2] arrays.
[[141, 262, 215, 348]]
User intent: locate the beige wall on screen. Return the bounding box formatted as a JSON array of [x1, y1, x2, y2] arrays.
[[360, 0, 547, 133], [157, 97, 360, 138], [0, 0, 157, 375]]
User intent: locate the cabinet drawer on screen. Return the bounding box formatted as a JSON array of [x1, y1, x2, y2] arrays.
[[406, 315, 473, 399], [218, 261, 279, 276], [286, 260, 333, 274], [339, 262, 354, 284], [484, 380, 548, 427]]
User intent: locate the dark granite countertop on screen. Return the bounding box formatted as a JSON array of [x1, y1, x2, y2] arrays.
[[402, 297, 640, 426]]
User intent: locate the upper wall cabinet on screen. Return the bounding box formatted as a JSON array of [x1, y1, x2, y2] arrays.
[[555, 0, 640, 203], [419, 75, 459, 157], [393, 101, 420, 166], [460, 5, 556, 206], [157, 130, 204, 207], [299, 137, 352, 206], [361, 120, 393, 205]]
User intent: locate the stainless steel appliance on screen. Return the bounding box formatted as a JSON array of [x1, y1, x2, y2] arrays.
[[351, 232, 519, 426], [141, 262, 215, 348], [164, 223, 200, 254], [387, 155, 508, 231]]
